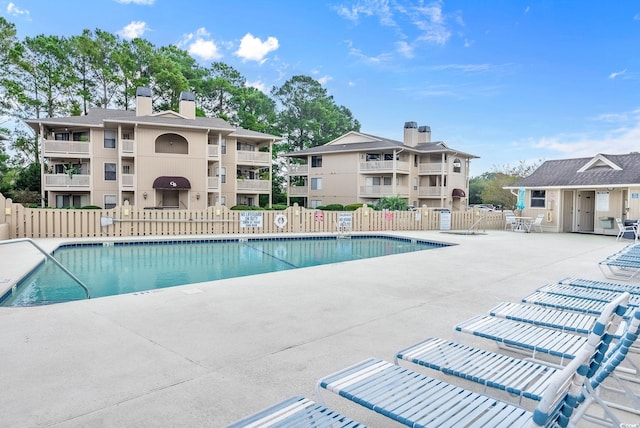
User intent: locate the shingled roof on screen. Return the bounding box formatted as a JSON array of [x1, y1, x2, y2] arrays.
[[510, 152, 640, 188]]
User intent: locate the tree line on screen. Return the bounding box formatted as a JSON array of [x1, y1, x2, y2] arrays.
[[0, 17, 360, 205]]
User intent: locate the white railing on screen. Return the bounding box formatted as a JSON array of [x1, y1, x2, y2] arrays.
[[44, 174, 91, 188], [418, 187, 444, 197], [359, 185, 409, 197], [237, 179, 270, 191], [237, 151, 271, 164], [288, 185, 308, 196], [288, 164, 308, 175], [419, 163, 446, 174], [121, 174, 135, 188], [207, 177, 220, 190], [208, 145, 219, 158], [43, 140, 90, 156], [121, 139, 135, 154], [360, 160, 410, 172]]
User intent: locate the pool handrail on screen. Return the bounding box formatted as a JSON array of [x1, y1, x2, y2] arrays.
[[0, 238, 90, 299]]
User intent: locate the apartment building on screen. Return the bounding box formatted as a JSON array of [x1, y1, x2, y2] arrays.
[[283, 122, 478, 211], [26, 88, 279, 209]]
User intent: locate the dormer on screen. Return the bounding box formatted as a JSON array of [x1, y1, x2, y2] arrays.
[[577, 154, 623, 173]]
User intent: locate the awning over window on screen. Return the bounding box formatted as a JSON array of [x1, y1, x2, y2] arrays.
[[152, 176, 191, 190], [452, 188, 466, 197]]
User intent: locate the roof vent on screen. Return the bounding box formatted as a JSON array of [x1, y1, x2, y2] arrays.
[[404, 121, 418, 129]]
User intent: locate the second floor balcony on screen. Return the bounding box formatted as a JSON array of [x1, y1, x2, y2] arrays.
[[288, 164, 308, 175], [419, 163, 446, 174], [237, 178, 270, 193], [207, 177, 220, 191], [360, 185, 409, 197], [121, 174, 135, 188], [207, 144, 220, 159], [288, 185, 308, 196], [360, 160, 410, 173], [237, 150, 271, 166], [42, 139, 90, 158], [419, 186, 446, 197], [44, 174, 91, 189]]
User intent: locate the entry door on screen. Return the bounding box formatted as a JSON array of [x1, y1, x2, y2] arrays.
[[562, 190, 574, 232], [577, 191, 595, 232], [162, 190, 179, 208]]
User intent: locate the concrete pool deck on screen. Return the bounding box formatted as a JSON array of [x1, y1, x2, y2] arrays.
[[0, 231, 638, 427]]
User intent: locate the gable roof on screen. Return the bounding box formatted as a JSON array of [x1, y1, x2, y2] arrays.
[[281, 130, 477, 158], [510, 152, 640, 188]]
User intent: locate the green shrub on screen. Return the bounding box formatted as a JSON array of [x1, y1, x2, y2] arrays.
[[230, 205, 264, 210], [344, 203, 363, 211], [318, 204, 344, 211], [270, 204, 288, 210]]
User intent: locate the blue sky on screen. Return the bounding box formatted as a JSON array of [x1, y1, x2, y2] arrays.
[[3, 0, 640, 176]]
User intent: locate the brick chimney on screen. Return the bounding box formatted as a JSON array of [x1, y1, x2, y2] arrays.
[[136, 87, 152, 116], [179, 91, 196, 119], [418, 125, 431, 143], [403, 121, 418, 147]]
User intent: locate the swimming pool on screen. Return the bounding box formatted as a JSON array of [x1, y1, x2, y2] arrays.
[[1, 235, 450, 307]]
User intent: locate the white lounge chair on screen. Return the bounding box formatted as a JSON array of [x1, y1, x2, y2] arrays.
[[616, 217, 637, 241], [529, 213, 544, 232]]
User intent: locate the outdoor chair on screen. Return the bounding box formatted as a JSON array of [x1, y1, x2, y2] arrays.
[[504, 211, 517, 230], [616, 217, 637, 241], [599, 255, 640, 281], [529, 213, 544, 232], [317, 317, 609, 428], [225, 396, 363, 427], [559, 276, 640, 296]]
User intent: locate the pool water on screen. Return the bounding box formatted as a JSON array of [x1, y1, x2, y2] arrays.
[[2, 236, 448, 306]]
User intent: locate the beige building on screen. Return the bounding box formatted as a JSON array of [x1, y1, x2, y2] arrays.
[[283, 122, 478, 210], [26, 88, 279, 209]]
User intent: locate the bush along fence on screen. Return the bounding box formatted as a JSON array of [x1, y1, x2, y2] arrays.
[[0, 193, 506, 240]]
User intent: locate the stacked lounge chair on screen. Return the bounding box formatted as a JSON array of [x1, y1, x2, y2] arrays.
[[598, 243, 640, 281]]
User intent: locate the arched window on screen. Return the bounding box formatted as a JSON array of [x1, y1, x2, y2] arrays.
[[155, 133, 188, 154], [452, 158, 462, 173]]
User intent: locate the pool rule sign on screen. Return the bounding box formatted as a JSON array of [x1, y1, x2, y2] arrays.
[[240, 212, 263, 228]]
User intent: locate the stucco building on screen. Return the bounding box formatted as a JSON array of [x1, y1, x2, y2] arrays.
[[282, 122, 478, 210], [26, 88, 279, 209]]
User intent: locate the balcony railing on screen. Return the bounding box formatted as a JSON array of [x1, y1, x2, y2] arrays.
[[359, 185, 409, 197], [121, 139, 135, 154], [288, 164, 308, 175], [43, 140, 90, 157], [237, 179, 270, 192], [121, 174, 135, 188], [44, 174, 91, 188], [419, 163, 446, 174], [207, 177, 220, 191], [360, 160, 410, 173], [288, 185, 308, 196], [207, 144, 220, 158], [237, 151, 271, 164], [418, 187, 445, 197]]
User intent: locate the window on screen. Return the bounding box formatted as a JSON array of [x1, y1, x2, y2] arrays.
[[311, 200, 322, 208], [221, 138, 227, 154], [104, 195, 116, 209], [237, 141, 255, 151], [122, 165, 130, 174], [366, 153, 381, 161], [104, 163, 116, 181], [366, 177, 381, 186], [452, 158, 462, 173], [530, 190, 546, 208], [104, 130, 116, 148], [217, 167, 226, 184], [311, 155, 322, 167], [122, 132, 131, 140], [72, 131, 89, 141], [54, 132, 69, 141], [56, 195, 82, 208], [216, 195, 226, 205], [414, 155, 418, 167], [311, 178, 322, 190], [413, 178, 418, 190], [383, 176, 392, 185]]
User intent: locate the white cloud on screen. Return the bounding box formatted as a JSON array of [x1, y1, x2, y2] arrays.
[[189, 38, 222, 61], [413, 1, 451, 45], [524, 6, 531, 14], [246, 80, 267, 92], [235, 33, 279, 63], [117, 21, 149, 39], [317, 76, 333, 85], [609, 69, 627, 79], [396, 41, 414, 58], [114, 0, 155, 4], [6, 2, 30, 18], [532, 109, 640, 157]]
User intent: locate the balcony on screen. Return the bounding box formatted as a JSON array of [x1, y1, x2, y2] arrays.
[[419, 187, 445, 197], [42, 140, 90, 158], [360, 160, 410, 173], [207, 144, 220, 159], [207, 177, 220, 191], [120, 139, 135, 155], [359, 185, 409, 197], [44, 174, 91, 189], [288, 185, 308, 196], [419, 163, 446, 174], [121, 174, 135, 189], [237, 150, 271, 165], [288, 164, 308, 175], [237, 179, 270, 193]]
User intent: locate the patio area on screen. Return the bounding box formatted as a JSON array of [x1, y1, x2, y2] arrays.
[[0, 231, 636, 427]]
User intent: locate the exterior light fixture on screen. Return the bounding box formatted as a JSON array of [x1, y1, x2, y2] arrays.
[[143, 192, 148, 199]]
